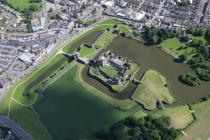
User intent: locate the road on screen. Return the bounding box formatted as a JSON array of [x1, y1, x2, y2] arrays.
[[0, 115, 33, 140], [42, 0, 48, 30], [0, 28, 65, 37]]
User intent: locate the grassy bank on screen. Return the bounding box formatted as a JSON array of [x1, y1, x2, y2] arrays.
[[154, 105, 194, 129], [161, 38, 195, 60], [132, 69, 175, 110], [178, 100, 210, 140]]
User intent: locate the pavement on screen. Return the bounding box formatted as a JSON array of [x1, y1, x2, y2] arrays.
[[0, 115, 33, 140]]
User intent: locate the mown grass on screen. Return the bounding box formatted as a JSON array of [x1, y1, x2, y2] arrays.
[[10, 101, 52, 140], [132, 110, 147, 119], [191, 35, 206, 43], [101, 65, 118, 77], [79, 45, 96, 58], [178, 100, 210, 140], [95, 31, 115, 49], [162, 38, 195, 60], [6, 0, 41, 10], [154, 105, 194, 129], [132, 69, 175, 110]]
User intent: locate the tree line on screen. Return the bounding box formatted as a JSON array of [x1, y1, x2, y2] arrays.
[[94, 115, 180, 140], [143, 27, 176, 45]]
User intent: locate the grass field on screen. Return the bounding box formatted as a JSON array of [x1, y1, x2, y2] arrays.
[[154, 105, 194, 129], [132, 69, 175, 110], [101, 65, 118, 77], [132, 111, 147, 119], [161, 38, 196, 60], [34, 66, 139, 139], [191, 35, 206, 43], [178, 100, 210, 140], [10, 102, 52, 140], [79, 45, 96, 58], [95, 31, 115, 49], [6, 0, 41, 10]]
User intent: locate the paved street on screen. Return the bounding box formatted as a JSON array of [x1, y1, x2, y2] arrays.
[[0, 115, 33, 140]]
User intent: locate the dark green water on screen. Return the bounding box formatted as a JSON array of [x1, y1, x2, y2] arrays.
[[82, 36, 210, 104], [34, 66, 137, 140]]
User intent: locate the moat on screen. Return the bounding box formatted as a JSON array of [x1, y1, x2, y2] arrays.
[[81, 36, 210, 104]]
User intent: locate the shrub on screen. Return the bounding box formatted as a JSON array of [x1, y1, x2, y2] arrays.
[[194, 64, 210, 81], [179, 73, 200, 87]]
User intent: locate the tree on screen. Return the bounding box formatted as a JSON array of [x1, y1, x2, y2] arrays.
[[199, 27, 207, 36], [29, 4, 39, 11], [48, 8, 53, 13], [179, 54, 187, 62], [113, 24, 118, 28], [188, 25, 196, 34], [197, 45, 209, 59], [95, 115, 180, 140], [179, 73, 200, 87], [188, 54, 204, 65], [127, 127, 141, 137], [144, 27, 176, 45], [205, 28, 210, 43], [194, 64, 210, 81], [151, 129, 161, 140], [120, 32, 126, 37]]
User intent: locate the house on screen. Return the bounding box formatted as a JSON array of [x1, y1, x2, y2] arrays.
[[0, 77, 9, 89], [110, 58, 125, 69]]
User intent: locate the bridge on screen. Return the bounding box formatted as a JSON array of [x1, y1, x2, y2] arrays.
[[132, 79, 142, 84], [62, 52, 76, 58], [62, 52, 89, 64]]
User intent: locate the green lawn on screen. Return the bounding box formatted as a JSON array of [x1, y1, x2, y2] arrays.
[[34, 66, 139, 139], [10, 102, 52, 140], [132, 84, 157, 110], [154, 105, 194, 129], [95, 31, 116, 49], [102, 65, 118, 77], [178, 100, 210, 140], [6, 0, 41, 10], [132, 110, 147, 119], [132, 69, 175, 110], [100, 18, 133, 34], [162, 38, 196, 60], [79, 45, 96, 58], [191, 35, 206, 43]]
